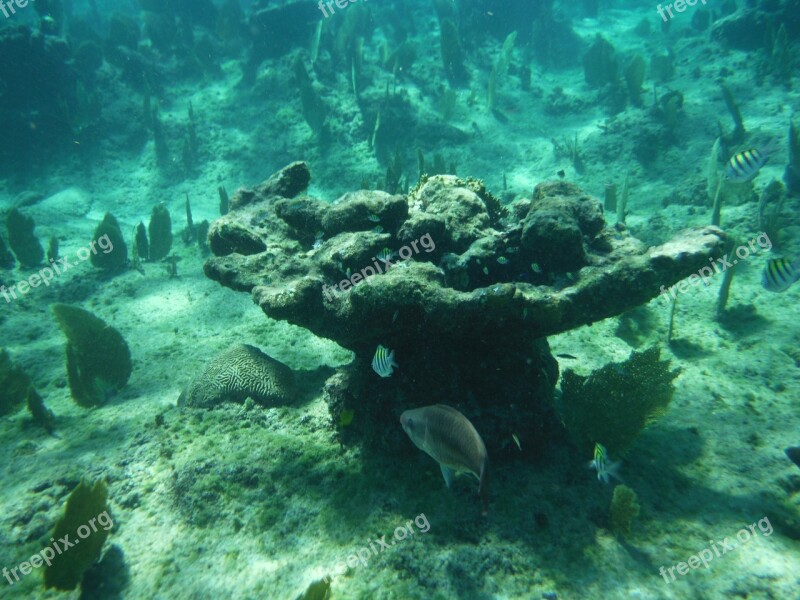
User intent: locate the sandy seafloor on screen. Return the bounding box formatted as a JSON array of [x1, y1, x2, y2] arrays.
[[1, 3, 800, 599]]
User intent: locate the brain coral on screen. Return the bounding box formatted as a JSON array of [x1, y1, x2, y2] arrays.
[[178, 344, 296, 408]]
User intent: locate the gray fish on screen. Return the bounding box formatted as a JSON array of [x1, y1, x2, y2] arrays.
[[400, 404, 489, 515]]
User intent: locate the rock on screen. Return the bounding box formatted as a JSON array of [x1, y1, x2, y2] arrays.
[[521, 180, 605, 273], [203, 164, 727, 454], [178, 344, 296, 409], [26, 187, 92, 223], [231, 161, 311, 211]]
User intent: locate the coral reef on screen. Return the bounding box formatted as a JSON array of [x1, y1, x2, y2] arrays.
[[27, 387, 56, 435], [203, 164, 725, 453], [90, 213, 128, 271], [148, 203, 173, 261], [557, 346, 680, 456], [5, 208, 44, 268], [51, 304, 132, 407], [0, 348, 32, 416], [44, 479, 111, 591], [0, 233, 15, 269], [610, 484, 640, 536], [177, 344, 296, 409]]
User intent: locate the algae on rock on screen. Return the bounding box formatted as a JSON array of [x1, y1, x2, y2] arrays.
[[0, 348, 32, 416], [43, 479, 111, 591], [51, 304, 132, 407], [558, 346, 680, 455], [5, 208, 44, 268]]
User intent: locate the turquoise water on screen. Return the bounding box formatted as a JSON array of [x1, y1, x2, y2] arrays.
[[1, 1, 800, 598]]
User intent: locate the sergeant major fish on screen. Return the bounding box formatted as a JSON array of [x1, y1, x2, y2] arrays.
[[400, 404, 489, 515], [725, 139, 778, 183], [762, 257, 800, 292], [589, 443, 622, 484], [371, 344, 398, 378]]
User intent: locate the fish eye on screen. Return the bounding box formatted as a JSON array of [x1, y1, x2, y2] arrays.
[[406, 418, 414, 428]]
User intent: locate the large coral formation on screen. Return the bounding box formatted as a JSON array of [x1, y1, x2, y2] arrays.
[[558, 346, 680, 456], [51, 304, 132, 407], [203, 163, 725, 453], [178, 344, 296, 409], [44, 479, 111, 591]]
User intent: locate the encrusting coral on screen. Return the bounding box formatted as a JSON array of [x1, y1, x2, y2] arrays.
[[203, 163, 724, 454], [178, 344, 296, 408]]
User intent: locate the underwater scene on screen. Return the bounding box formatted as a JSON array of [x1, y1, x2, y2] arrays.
[[2, 0, 800, 598]]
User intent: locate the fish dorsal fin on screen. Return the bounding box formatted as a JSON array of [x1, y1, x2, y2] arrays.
[[433, 404, 462, 415]]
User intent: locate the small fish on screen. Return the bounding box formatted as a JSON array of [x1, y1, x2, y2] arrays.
[[556, 353, 578, 359], [511, 433, 521, 451], [531, 263, 542, 274], [367, 214, 381, 222], [588, 443, 621, 484], [762, 257, 800, 292], [400, 404, 489, 515], [725, 140, 777, 182], [371, 344, 398, 378], [557, 169, 566, 179], [372, 225, 384, 234], [786, 446, 800, 470], [482, 266, 489, 275], [497, 256, 509, 265], [376, 248, 395, 264]]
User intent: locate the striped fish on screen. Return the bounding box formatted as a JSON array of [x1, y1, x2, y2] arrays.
[[589, 443, 621, 484], [762, 257, 800, 292], [371, 344, 398, 377], [725, 140, 776, 182]]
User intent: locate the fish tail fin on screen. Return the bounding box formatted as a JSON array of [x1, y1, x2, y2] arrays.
[[479, 458, 489, 516], [761, 137, 780, 159], [608, 460, 624, 483], [389, 349, 398, 368]]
